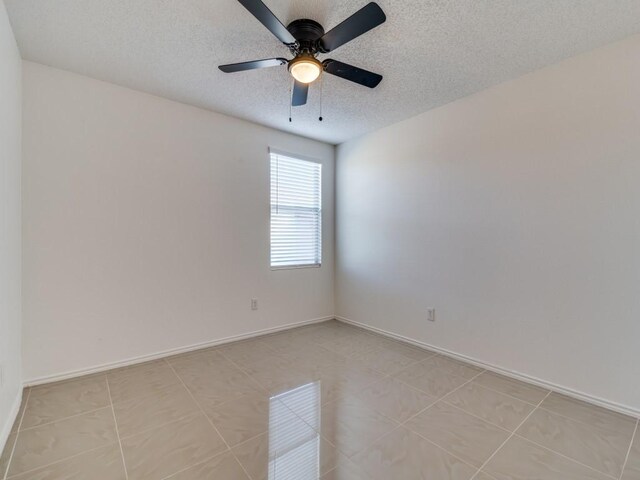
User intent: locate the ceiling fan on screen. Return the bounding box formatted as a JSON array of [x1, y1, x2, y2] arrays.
[[219, 0, 386, 107]]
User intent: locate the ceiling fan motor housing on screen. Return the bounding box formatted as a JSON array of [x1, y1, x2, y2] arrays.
[[286, 19, 325, 54]]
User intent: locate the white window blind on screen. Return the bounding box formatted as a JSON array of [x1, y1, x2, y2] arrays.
[[270, 152, 322, 268]]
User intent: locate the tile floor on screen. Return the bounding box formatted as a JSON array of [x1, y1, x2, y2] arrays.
[[1, 320, 639, 479]]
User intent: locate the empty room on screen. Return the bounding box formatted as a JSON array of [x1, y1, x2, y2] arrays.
[[1, 0, 639, 479]]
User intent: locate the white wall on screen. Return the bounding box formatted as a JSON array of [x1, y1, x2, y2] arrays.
[[0, 0, 22, 448], [336, 35, 640, 413], [22, 62, 335, 382]]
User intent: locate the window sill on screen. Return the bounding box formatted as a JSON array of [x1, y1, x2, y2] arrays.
[[271, 264, 321, 271]]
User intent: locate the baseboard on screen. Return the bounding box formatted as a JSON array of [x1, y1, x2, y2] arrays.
[[0, 389, 22, 456], [336, 316, 640, 419], [24, 315, 334, 387]]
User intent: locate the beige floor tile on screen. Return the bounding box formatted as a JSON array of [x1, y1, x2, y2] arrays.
[[351, 347, 420, 375], [622, 426, 640, 480], [8, 407, 117, 476], [320, 394, 398, 458], [320, 335, 382, 358], [405, 402, 510, 468], [484, 435, 611, 480], [1, 431, 17, 477], [394, 362, 470, 398], [473, 372, 548, 404], [7, 443, 126, 480], [354, 376, 435, 423], [517, 407, 631, 477], [320, 456, 371, 480], [421, 355, 485, 380], [540, 392, 637, 435], [367, 338, 435, 361], [121, 414, 227, 480], [166, 349, 236, 379], [8, 321, 635, 480], [217, 340, 277, 367], [204, 391, 273, 447], [474, 473, 498, 480], [233, 429, 342, 480], [22, 375, 110, 428], [107, 361, 181, 404], [352, 426, 477, 480], [242, 356, 312, 395], [165, 451, 249, 480], [181, 365, 262, 408], [113, 383, 200, 438], [444, 382, 535, 431]]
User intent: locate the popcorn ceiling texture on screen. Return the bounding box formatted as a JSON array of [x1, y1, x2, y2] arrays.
[[5, 0, 640, 144]]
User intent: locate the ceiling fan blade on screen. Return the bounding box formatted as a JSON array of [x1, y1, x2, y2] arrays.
[[219, 58, 287, 73], [319, 2, 386, 53], [236, 0, 297, 45], [323, 59, 382, 88], [292, 81, 308, 106]]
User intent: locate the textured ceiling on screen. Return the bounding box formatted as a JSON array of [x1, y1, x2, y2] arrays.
[[5, 0, 640, 144]]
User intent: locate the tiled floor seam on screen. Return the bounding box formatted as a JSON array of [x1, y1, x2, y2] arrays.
[[158, 450, 239, 480], [162, 358, 253, 480], [105, 375, 129, 479], [116, 411, 202, 441], [2, 388, 31, 480], [619, 419, 639, 480], [510, 431, 619, 479], [463, 378, 546, 407], [389, 424, 482, 473], [398, 369, 486, 425], [17, 405, 112, 432], [438, 399, 514, 434], [5, 442, 119, 479], [535, 403, 638, 436], [468, 391, 551, 480], [215, 347, 368, 462]]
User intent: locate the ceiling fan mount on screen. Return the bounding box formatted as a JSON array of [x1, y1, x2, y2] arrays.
[[219, 0, 386, 108], [286, 19, 325, 53]]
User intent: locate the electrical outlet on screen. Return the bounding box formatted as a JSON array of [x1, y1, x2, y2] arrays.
[[427, 309, 436, 322], [251, 298, 258, 311]]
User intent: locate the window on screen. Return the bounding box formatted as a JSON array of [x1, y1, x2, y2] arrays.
[[270, 151, 322, 268]]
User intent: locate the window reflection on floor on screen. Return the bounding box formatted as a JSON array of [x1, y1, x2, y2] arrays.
[[269, 381, 321, 479]]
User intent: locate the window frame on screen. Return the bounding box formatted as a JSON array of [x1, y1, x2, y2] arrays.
[[269, 148, 323, 270]]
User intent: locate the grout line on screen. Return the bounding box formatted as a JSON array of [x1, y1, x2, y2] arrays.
[[438, 400, 512, 434], [116, 412, 202, 441], [3, 442, 121, 479], [17, 405, 112, 432], [2, 388, 31, 480], [398, 369, 486, 425], [158, 450, 237, 480], [105, 376, 129, 480], [468, 390, 551, 480], [463, 374, 546, 407], [162, 358, 254, 480], [510, 431, 619, 480], [458, 376, 635, 437], [391, 423, 481, 473], [619, 419, 639, 480]]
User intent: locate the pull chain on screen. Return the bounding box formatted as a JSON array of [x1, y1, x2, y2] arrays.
[[288, 80, 292, 122], [318, 74, 323, 122]]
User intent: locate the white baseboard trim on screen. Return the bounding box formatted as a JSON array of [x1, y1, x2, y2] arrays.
[[24, 316, 334, 387], [336, 316, 640, 419], [0, 389, 22, 456]]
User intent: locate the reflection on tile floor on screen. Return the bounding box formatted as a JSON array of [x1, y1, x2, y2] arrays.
[[1, 320, 639, 479]]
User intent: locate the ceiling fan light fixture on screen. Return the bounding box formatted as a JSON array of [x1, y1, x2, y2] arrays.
[[289, 56, 322, 84]]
